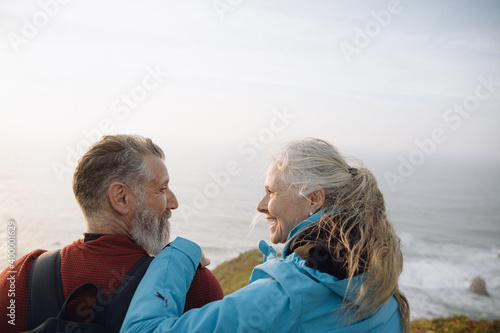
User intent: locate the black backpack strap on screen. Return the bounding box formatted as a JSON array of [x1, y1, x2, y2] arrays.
[[27, 251, 153, 333], [27, 283, 110, 333], [101, 256, 154, 332], [27, 249, 64, 330], [57, 282, 105, 319]]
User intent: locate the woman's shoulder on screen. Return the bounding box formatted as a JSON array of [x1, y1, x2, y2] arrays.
[[251, 251, 337, 290]]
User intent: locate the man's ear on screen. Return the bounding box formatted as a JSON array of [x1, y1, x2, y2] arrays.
[[108, 182, 134, 215], [307, 188, 325, 212]]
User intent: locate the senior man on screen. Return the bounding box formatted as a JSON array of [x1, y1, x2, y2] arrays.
[[0, 134, 223, 332]]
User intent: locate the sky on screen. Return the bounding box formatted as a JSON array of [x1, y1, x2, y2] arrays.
[[2, 3, 500, 320], [1, 0, 500, 186]]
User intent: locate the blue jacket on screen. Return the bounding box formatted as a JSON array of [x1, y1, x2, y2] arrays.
[[121, 212, 403, 332]]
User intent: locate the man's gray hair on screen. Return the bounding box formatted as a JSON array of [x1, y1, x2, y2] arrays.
[[72, 134, 164, 218]]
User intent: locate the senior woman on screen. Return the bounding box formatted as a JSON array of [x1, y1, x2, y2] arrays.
[[121, 138, 410, 332]]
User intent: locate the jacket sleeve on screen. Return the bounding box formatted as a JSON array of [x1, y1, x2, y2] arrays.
[[121, 239, 299, 333], [120, 237, 202, 332]]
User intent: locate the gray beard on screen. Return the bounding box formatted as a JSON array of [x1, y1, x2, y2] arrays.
[[130, 200, 171, 256]]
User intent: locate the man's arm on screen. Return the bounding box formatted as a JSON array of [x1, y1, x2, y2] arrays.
[[0, 249, 46, 333]]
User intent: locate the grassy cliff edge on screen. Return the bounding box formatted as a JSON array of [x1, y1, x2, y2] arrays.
[[212, 249, 500, 333], [212, 249, 263, 295]]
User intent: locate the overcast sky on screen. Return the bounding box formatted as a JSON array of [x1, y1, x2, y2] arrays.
[[1, 0, 499, 184]]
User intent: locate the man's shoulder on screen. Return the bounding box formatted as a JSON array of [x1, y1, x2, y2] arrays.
[[0, 248, 48, 332], [184, 267, 224, 311], [1, 248, 47, 278], [0, 248, 50, 296]]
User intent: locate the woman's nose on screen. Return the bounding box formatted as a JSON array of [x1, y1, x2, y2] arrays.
[[256, 196, 268, 213]]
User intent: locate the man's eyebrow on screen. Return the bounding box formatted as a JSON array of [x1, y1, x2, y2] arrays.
[[153, 178, 169, 187]]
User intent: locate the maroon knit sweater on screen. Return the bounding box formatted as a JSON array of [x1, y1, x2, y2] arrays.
[[0, 234, 223, 332]]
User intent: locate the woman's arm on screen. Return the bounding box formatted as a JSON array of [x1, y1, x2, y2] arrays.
[[120, 237, 201, 332], [121, 238, 299, 333]]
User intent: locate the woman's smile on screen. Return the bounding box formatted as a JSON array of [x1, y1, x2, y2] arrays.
[[267, 217, 278, 228]]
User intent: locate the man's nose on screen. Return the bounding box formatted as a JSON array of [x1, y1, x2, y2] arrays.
[[167, 190, 179, 210]]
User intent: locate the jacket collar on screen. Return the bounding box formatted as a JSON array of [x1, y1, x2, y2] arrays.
[[282, 210, 323, 257]]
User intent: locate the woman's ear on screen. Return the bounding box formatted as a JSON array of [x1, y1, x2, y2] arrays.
[[108, 182, 134, 215], [307, 188, 325, 212]]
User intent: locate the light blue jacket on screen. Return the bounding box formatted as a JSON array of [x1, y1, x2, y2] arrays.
[[121, 212, 403, 332]]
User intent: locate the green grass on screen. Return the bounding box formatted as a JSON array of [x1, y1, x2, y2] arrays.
[[213, 249, 500, 332], [410, 315, 500, 332], [212, 249, 263, 295]]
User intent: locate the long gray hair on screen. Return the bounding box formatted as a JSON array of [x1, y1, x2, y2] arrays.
[[269, 138, 410, 331]]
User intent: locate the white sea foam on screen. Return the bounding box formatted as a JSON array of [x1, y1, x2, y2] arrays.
[[399, 238, 500, 320]]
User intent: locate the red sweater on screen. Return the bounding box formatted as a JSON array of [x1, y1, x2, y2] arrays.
[[0, 234, 223, 332]]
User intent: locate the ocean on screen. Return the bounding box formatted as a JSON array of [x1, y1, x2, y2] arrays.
[[1, 147, 499, 321]]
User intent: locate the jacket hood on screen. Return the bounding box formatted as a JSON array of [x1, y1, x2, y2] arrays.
[[299, 258, 366, 303], [258, 240, 365, 304]]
